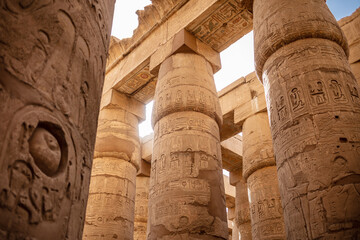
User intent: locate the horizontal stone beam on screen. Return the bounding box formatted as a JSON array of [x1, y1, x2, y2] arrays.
[[223, 174, 236, 208], [104, 0, 253, 105], [100, 89, 146, 121], [219, 72, 267, 140], [149, 29, 221, 75]]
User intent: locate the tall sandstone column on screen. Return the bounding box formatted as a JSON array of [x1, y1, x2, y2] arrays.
[[0, 1, 114, 239], [253, 0, 360, 238], [230, 169, 252, 240], [83, 91, 144, 239], [242, 112, 285, 239], [148, 52, 228, 239], [134, 160, 151, 240]]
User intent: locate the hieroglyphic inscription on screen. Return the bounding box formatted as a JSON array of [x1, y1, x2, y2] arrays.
[[262, 37, 360, 238], [148, 53, 228, 239], [187, 0, 253, 51], [0, 0, 115, 238]]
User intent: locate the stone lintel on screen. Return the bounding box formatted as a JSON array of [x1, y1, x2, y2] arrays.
[[227, 207, 236, 221], [141, 133, 154, 163], [229, 168, 242, 186], [224, 175, 236, 208], [221, 135, 243, 172], [149, 29, 221, 75], [100, 89, 146, 122], [137, 159, 151, 177], [220, 72, 267, 141]]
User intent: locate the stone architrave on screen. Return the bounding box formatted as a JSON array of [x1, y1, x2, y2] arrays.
[[83, 92, 144, 239], [148, 52, 228, 239], [254, 0, 360, 238], [230, 169, 252, 240], [134, 176, 150, 240], [242, 112, 285, 239], [0, 1, 115, 239]]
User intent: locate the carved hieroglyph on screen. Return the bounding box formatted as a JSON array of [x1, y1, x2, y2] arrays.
[[0, 1, 114, 239], [254, 0, 360, 238], [231, 170, 252, 240], [148, 53, 228, 239], [83, 104, 141, 239], [242, 112, 285, 239], [134, 176, 150, 240]]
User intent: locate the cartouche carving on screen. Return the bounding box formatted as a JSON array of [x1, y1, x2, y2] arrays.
[[0, 0, 115, 238], [254, 0, 360, 238]]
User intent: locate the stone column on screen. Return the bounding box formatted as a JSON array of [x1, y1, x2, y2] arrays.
[[134, 160, 151, 240], [231, 223, 239, 240], [227, 207, 237, 240], [230, 169, 252, 240], [254, 0, 360, 238], [148, 50, 228, 238], [83, 91, 144, 239], [0, 1, 115, 239], [134, 176, 150, 240], [242, 112, 285, 239]]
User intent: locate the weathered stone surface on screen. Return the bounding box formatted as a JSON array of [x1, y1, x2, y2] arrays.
[[219, 72, 267, 141], [339, 8, 360, 86], [105, 0, 254, 106], [83, 95, 143, 239], [223, 175, 236, 209], [221, 136, 243, 172], [148, 53, 228, 239], [242, 112, 285, 239], [254, 0, 348, 83], [231, 223, 239, 240], [230, 169, 252, 240], [134, 176, 150, 240], [254, 0, 360, 238], [0, 1, 115, 239]]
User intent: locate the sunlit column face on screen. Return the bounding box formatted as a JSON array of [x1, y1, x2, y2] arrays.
[[148, 53, 228, 239], [253, 0, 360, 238]]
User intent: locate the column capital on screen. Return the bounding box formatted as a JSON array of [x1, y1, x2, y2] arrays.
[[149, 29, 221, 76]]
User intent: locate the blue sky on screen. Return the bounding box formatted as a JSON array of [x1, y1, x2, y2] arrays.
[[327, 0, 360, 20]]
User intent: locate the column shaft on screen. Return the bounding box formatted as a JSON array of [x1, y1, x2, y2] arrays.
[[233, 173, 252, 240], [254, 0, 360, 238], [134, 176, 150, 240], [0, 1, 115, 239], [148, 53, 228, 239], [231, 223, 239, 240], [242, 112, 285, 239], [83, 106, 141, 239]]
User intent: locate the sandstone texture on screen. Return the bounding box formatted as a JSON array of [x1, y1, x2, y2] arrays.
[[254, 0, 360, 238], [134, 176, 150, 240], [0, 1, 115, 239], [83, 94, 143, 240], [148, 53, 228, 239], [242, 112, 285, 239]]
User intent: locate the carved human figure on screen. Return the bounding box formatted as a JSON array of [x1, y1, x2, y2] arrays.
[[0, 1, 115, 239], [29, 128, 61, 176]]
